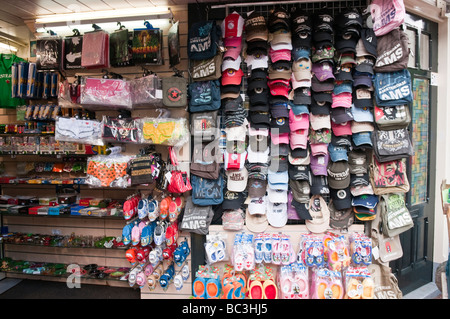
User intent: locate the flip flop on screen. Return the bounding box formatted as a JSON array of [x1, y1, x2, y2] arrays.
[[248, 279, 264, 299], [206, 277, 221, 299], [193, 276, 206, 299], [262, 279, 278, 299], [362, 278, 375, 299]]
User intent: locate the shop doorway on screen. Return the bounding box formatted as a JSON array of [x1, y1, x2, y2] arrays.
[[390, 13, 438, 295]]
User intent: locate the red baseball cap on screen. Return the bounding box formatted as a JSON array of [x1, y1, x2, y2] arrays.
[[221, 68, 244, 86]]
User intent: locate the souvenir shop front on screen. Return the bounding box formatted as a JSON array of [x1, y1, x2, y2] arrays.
[[0, 0, 447, 300]]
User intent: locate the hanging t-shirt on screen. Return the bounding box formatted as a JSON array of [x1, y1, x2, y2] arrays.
[[0, 53, 26, 108]]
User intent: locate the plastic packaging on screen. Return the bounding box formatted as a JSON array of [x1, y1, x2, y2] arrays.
[[232, 233, 254, 271], [55, 117, 103, 146], [349, 233, 372, 266], [278, 262, 309, 299], [139, 117, 189, 147], [130, 74, 163, 107], [85, 151, 131, 188], [102, 115, 140, 143], [205, 233, 228, 265], [80, 77, 132, 109], [311, 267, 344, 299], [344, 266, 374, 299]]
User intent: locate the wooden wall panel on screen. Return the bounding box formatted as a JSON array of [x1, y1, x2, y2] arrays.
[[0, 5, 192, 298]]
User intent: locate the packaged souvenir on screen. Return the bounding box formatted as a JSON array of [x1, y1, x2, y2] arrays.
[[80, 77, 132, 109]]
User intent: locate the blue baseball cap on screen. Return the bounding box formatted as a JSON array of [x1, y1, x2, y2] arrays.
[[290, 102, 309, 115], [333, 82, 353, 95], [268, 170, 289, 190], [352, 194, 379, 209], [351, 104, 374, 122], [352, 132, 372, 147], [292, 47, 311, 61], [328, 144, 348, 162]]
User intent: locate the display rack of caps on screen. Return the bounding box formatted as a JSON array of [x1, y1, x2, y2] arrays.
[[183, 2, 413, 236], [122, 193, 191, 291]]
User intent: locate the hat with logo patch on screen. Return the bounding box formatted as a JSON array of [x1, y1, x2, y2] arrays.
[[290, 179, 311, 203], [327, 161, 350, 189], [332, 121, 352, 136], [310, 175, 329, 195], [226, 167, 248, 192], [328, 144, 348, 162], [245, 11, 269, 42], [221, 68, 244, 86], [311, 75, 335, 92], [310, 153, 329, 176], [348, 150, 367, 174], [248, 178, 268, 197], [330, 187, 352, 210], [245, 53, 269, 71], [267, 187, 288, 203], [292, 58, 312, 81], [268, 7, 290, 32], [331, 106, 354, 124], [223, 190, 246, 210], [267, 201, 288, 227]]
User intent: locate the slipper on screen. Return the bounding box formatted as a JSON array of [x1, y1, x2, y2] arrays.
[[168, 199, 179, 223], [262, 279, 278, 299], [271, 236, 281, 265], [193, 276, 206, 299], [280, 277, 292, 299], [331, 282, 344, 299], [346, 278, 361, 299], [147, 274, 157, 291], [296, 277, 309, 299], [159, 197, 172, 220], [205, 277, 221, 299], [248, 279, 264, 299], [263, 234, 272, 263], [221, 281, 235, 299], [315, 280, 328, 299], [254, 234, 264, 264], [362, 278, 375, 299], [147, 199, 159, 221], [137, 198, 148, 219], [232, 281, 245, 299]]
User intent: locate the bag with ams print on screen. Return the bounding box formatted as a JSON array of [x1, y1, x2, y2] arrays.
[[373, 69, 412, 107]]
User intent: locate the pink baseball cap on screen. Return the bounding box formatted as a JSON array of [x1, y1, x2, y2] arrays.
[[331, 92, 352, 108], [310, 143, 328, 156], [291, 73, 311, 89], [224, 45, 242, 60], [289, 109, 309, 131], [221, 68, 244, 86], [269, 48, 291, 62], [269, 84, 290, 98], [224, 36, 242, 48], [312, 61, 335, 82], [331, 121, 353, 136], [290, 129, 308, 149], [271, 132, 289, 145]]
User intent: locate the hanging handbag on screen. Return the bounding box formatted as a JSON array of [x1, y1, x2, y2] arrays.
[[165, 146, 192, 194], [370, 0, 405, 37], [369, 156, 410, 195], [162, 74, 187, 107]]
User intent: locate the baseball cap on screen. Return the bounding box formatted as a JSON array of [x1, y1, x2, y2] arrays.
[[246, 40, 268, 56], [330, 187, 352, 210], [226, 167, 248, 192], [245, 11, 268, 42], [359, 28, 378, 58], [331, 134, 352, 148], [248, 178, 268, 197], [289, 148, 310, 165], [310, 143, 329, 157], [248, 146, 270, 164], [267, 201, 288, 227], [355, 56, 375, 75], [224, 45, 242, 60], [327, 161, 350, 189], [293, 87, 312, 105], [269, 29, 292, 46], [291, 199, 312, 219], [290, 179, 311, 203], [292, 58, 312, 81], [221, 68, 244, 86], [269, 48, 291, 63], [348, 150, 367, 174], [350, 173, 370, 187], [335, 65, 354, 82], [224, 150, 247, 170], [289, 164, 311, 181], [333, 81, 353, 95], [351, 121, 374, 134], [289, 109, 309, 131], [352, 132, 372, 147], [245, 53, 268, 71], [311, 75, 334, 92], [269, 155, 289, 173], [268, 7, 290, 32], [271, 132, 289, 145], [222, 12, 245, 38], [331, 107, 354, 124], [223, 190, 246, 210], [306, 195, 330, 233], [292, 47, 311, 61], [328, 200, 354, 230], [291, 74, 311, 90], [270, 117, 290, 134], [246, 207, 268, 233], [290, 103, 310, 116], [328, 144, 348, 162], [310, 99, 331, 115], [310, 175, 329, 195], [222, 56, 242, 71], [331, 92, 352, 108], [352, 194, 379, 209], [267, 187, 288, 203], [310, 113, 331, 131], [351, 104, 373, 122], [353, 87, 373, 108], [310, 153, 329, 176], [312, 61, 334, 82], [268, 66, 292, 81], [331, 121, 352, 136], [353, 74, 373, 88], [350, 184, 374, 197]]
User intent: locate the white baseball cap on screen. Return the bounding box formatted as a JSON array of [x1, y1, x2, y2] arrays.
[[267, 201, 288, 227]]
